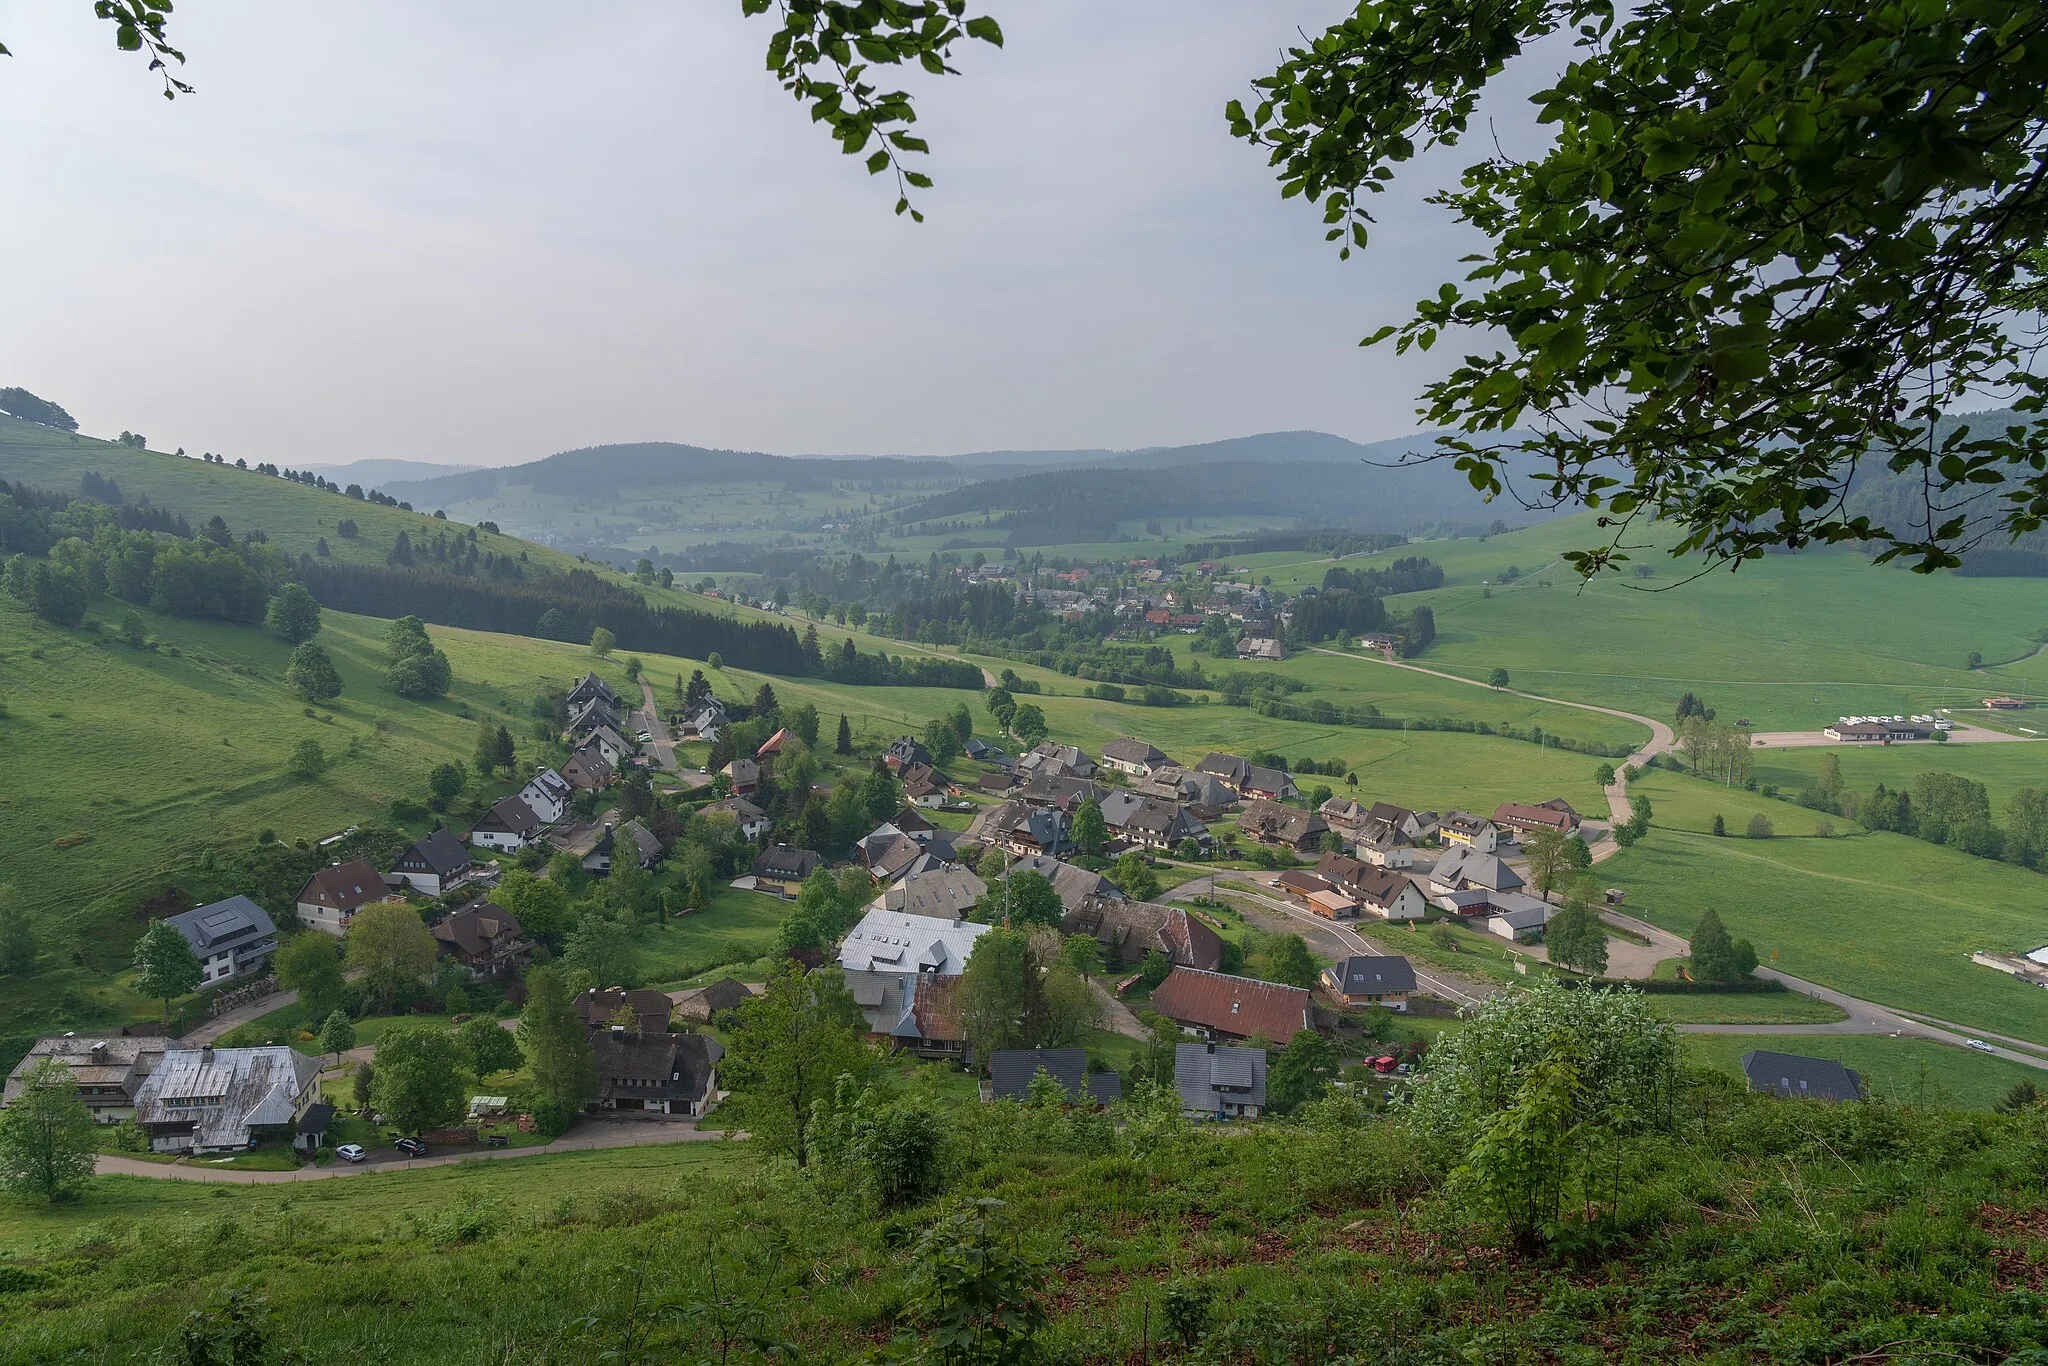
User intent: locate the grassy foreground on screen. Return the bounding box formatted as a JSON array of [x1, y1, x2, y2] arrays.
[[5, 1085, 2048, 1363]]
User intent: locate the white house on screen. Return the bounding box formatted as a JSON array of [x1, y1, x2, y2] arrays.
[[518, 768, 572, 826], [469, 795, 544, 852], [837, 910, 990, 1038], [165, 896, 278, 986]]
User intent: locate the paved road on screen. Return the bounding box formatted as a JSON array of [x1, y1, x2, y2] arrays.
[[181, 989, 300, 1046], [1181, 872, 1494, 1008], [95, 1118, 730, 1184], [635, 678, 679, 772]]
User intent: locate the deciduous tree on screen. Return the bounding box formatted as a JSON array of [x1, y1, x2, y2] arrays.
[[370, 1026, 467, 1135], [266, 582, 322, 643], [275, 932, 346, 1019], [458, 1015, 522, 1078], [317, 1010, 356, 1066], [518, 965, 596, 1125], [0, 1058, 97, 1202], [344, 903, 437, 1013], [283, 642, 342, 701], [133, 918, 202, 1026], [722, 961, 871, 1168]]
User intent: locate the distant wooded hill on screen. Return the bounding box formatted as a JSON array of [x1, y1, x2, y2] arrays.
[[385, 442, 967, 503]]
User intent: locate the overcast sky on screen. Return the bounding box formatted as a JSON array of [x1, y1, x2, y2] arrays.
[[0, 2, 1548, 467]]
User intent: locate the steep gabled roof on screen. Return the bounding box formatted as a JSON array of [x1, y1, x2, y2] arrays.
[[298, 857, 388, 912], [1150, 967, 1312, 1041]]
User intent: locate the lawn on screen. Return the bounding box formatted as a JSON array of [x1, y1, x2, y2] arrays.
[[1683, 1033, 2043, 1111], [1641, 992, 1850, 1025], [627, 885, 790, 988], [1748, 740, 2048, 817], [1602, 768, 2048, 1044]]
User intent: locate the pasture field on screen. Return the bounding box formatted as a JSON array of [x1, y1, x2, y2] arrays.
[[1640, 991, 1851, 1025], [1682, 1033, 2042, 1112], [1603, 768, 2048, 1044], [1749, 741, 2048, 817], [1296, 516, 2048, 729]]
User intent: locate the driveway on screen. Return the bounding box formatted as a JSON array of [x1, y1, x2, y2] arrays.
[[95, 1116, 730, 1184], [182, 989, 300, 1046], [636, 678, 679, 772]]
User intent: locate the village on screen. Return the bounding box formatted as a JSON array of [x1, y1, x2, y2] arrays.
[[5, 664, 1877, 1170]]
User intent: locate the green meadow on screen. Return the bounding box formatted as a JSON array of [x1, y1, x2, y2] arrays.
[[1750, 739, 2048, 816], [1683, 1033, 2043, 1112], [1603, 767, 2048, 1044]]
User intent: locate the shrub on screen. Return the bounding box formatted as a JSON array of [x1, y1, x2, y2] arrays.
[[1746, 813, 1773, 839]]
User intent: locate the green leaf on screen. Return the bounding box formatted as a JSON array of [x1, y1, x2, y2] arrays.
[[964, 15, 1003, 46]]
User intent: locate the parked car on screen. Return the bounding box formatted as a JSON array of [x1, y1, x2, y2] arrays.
[[1966, 1039, 1995, 1053], [637, 731, 654, 744], [394, 1137, 428, 1156], [483, 1134, 510, 1148], [335, 1144, 367, 1163]]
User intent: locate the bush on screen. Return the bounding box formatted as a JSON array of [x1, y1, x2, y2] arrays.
[[1746, 813, 1773, 839], [530, 1097, 578, 1137]]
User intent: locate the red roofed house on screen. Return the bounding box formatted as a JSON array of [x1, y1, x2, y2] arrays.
[[1493, 800, 1581, 837], [1149, 967, 1315, 1044], [294, 857, 397, 937]]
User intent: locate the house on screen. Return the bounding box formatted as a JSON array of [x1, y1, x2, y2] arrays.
[[751, 844, 824, 898], [3, 1036, 169, 1123], [1015, 741, 1096, 780], [671, 977, 753, 1022], [1319, 796, 1373, 838], [573, 987, 672, 1036], [984, 1049, 1123, 1106], [1354, 836, 1414, 869], [979, 771, 1021, 795], [1062, 899, 1224, 972], [1367, 803, 1439, 842], [1099, 791, 1210, 851], [900, 763, 948, 808], [561, 746, 615, 791], [469, 794, 545, 852], [518, 768, 574, 825], [1141, 767, 1239, 818], [898, 974, 972, 1060], [1005, 854, 1125, 913], [568, 670, 622, 710], [1015, 773, 1109, 812], [1150, 967, 1314, 1043], [702, 795, 772, 841], [1321, 955, 1418, 1010], [973, 801, 1074, 858], [431, 901, 532, 978], [1198, 752, 1251, 791], [568, 694, 623, 739], [889, 806, 938, 842], [1100, 737, 1170, 777], [294, 857, 396, 936], [963, 738, 1006, 763], [1242, 766, 1299, 802], [1494, 800, 1581, 837], [1175, 1042, 1269, 1119], [680, 698, 728, 741], [618, 819, 663, 869], [837, 909, 991, 1038], [884, 735, 935, 772], [1315, 854, 1430, 920], [1823, 720, 1929, 741], [1483, 901, 1551, 943], [1430, 847, 1525, 896], [881, 866, 987, 921], [721, 757, 760, 796], [585, 725, 636, 768], [1238, 799, 1328, 852], [132, 1046, 321, 1154], [1438, 811, 1499, 852], [1236, 636, 1287, 662], [755, 727, 790, 760], [389, 827, 475, 895], [590, 1030, 722, 1116], [1277, 871, 1359, 920], [166, 896, 278, 986], [1741, 1050, 1864, 1102]]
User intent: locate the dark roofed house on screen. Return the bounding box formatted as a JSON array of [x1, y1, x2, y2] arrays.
[[390, 827, 476, 895], [470, 794, 544, 852], [1741, 1050, 1865, 1102], [432, 901, 532, 978], [975, 801, 1073, 858], [1243, 766, 1298, 802], [1199, 752, 1252, 791], [295, 856, 396, 936], [1099, 790, 1210, 851], [590, 1031, 722, 1116], [673, 977, 754, 1021], [1150, 967, 1313, 1043], [1238, 799, 1328, 852], [752, 844, 824, 898], [884, 735, 934, 772], [1175, 1042, 1268, 1119], [573, 987, 673, 1037], [703, 795, 772, 841], [1494, 800, 1582, 837], [1061, 898, 1222, 972], [166, 896, 277, 986], [568, 670, 622, 709], [1321, 955, 1419, 1010], [984, 1049, 1123, 1106], [1006, 854, 1124, 912], [900, 762, 948, 807], [721, 757, 761, 796], [562, 746, 616, 791], [4, 1035, 169, 1124], [1100, 737, 1170, 776]]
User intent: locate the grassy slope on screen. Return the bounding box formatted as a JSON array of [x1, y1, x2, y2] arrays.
[[1683, 1033, 2043, 1111], [1750, 741, 2048, 816], [1252, 514, 2048, 729], [1603, 767, 2048, 1043]]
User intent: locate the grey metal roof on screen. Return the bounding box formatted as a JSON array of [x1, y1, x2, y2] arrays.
[[1330, 955, 1418, 995], [166, 896, 276, 953], [987, 1049, 1123, 1104], [1174, 1043, 1268, 1113]]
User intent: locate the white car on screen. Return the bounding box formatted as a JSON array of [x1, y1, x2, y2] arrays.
[[637, 731, 654, 743], [335, 1143, 367, 1163], [1966, 1039, 1995, 1053]]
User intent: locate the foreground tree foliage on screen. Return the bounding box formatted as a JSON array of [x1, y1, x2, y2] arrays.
[[1230, 0, 2048, 574], [722, 961, 874, 1168], [0, 1058, 97, 1203]]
